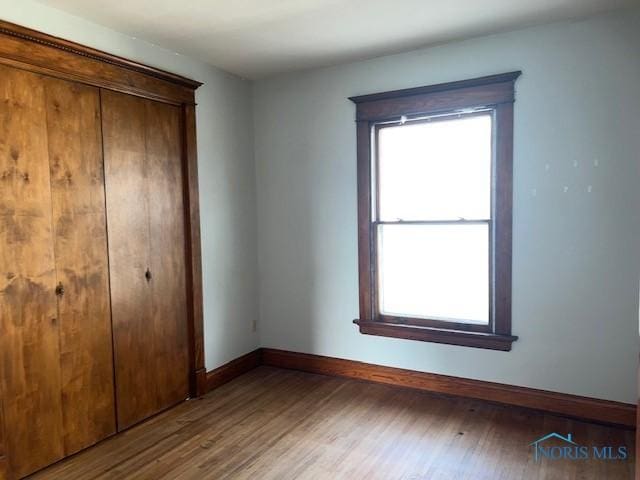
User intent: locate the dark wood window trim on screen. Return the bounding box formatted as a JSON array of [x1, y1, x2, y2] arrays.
[[350, 72, 521, 351]]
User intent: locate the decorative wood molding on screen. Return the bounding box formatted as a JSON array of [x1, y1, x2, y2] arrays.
[[181, 104, 206, 398], [0, 19, 200, 105], [354, 320, 517, 351], [349, 72, 521, 122], [203, 348, 634, 428], [0, 20, 201, 88], [350, 73, 520, 349], [261, 349, 636, 428], [205, 350, 262, 393], [193, 369, 207, 399], [349, 71, 521, 104], [355, 120, 373, 322]]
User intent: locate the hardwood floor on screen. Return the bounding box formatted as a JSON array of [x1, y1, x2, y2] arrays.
[[31, 367, 634, 480]]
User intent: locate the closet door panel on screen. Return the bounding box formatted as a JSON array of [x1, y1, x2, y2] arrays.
[[101, 90, 156, 430], [145, 100, 189, 409], [102, 90, 189, 429], [44, 77, 117, 455], [0, 65, 64, 478], [0, 397, 8, 479]]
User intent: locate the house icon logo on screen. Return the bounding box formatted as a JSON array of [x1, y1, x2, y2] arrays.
[[528, 432, 628, 461], [529, 433, 577, 461]]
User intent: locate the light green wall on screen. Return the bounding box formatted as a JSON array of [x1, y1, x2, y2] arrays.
[[253, 9, 640, 403]]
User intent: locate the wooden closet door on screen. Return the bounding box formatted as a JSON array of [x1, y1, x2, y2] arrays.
[[102, 90, 189, 430], [0, 66, 65, 478], [0, 396, 8, 480], [43, 77, 117, 455], [145, 99, 190, 414], [0, 66, 116, 478]]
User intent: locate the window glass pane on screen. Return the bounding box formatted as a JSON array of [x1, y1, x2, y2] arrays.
[[378, 114, 492, 221], [378, 224, 489, 323]]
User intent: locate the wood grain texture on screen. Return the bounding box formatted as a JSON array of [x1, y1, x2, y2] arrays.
[[0, 397, 7, 480], [32, 367, 635, 480], [145, 98, 190, 412], [205, 350, 262, 392], [493, 102, 514, 336], [354, 320, 517, 351], [182, 104, 206, 397], [0, 65, 65, 479], [262, 349, 636, 428], [0, 26, 203, 476], [0, 20, 199, 105], [0, 20, 205, 401], [355, 120, 373, 322], [349, 72, 521, 121], [43, 77, 117, 457], [102, 89, 155, 431], [352, 82, 516, 122], [349, 71, 522, 104], [102, 90, 189, 430]]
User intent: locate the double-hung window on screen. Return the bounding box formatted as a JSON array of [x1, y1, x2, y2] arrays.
[[350, 72, 520, 351]]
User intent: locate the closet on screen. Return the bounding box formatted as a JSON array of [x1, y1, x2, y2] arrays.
[[0, 20, 204, 479]]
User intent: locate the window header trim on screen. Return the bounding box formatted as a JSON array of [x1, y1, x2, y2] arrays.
[[349, 71, 521, 104], [349, 71, 522, 122]]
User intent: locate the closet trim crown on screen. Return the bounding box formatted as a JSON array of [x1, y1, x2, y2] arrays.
[[0, 19, 201, 105]]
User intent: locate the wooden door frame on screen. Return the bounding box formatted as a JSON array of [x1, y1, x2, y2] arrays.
[[0, 20, 207, 398]]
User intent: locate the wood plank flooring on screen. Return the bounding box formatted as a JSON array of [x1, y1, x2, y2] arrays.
[[31, 367, 634, 480]]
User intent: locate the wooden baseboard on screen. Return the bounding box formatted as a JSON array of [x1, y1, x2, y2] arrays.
[[205, 349, 262, 393], [202, 348, 635, 428], [261, 348, 636, 428]]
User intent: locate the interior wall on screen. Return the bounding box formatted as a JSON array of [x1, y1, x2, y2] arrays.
[[253, 9, 640, 403], [0, 0, 260, 371], [3, 2, 638, 404]]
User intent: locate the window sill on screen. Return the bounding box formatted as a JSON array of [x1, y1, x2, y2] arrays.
[[353, 319, 517, 351]]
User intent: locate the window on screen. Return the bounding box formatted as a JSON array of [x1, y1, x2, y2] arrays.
[[350, 72, 521, 351]]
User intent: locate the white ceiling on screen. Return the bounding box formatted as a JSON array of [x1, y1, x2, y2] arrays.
[[37, 0, 636, 79]]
